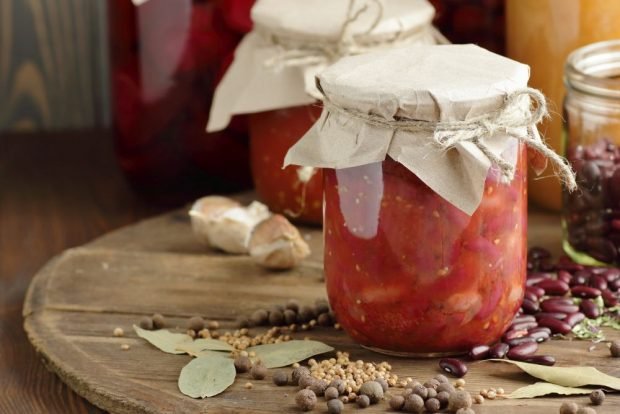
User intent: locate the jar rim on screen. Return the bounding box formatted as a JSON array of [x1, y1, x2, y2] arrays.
[[565, 39, 620, 100]]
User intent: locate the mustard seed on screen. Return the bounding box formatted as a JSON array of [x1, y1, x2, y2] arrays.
[[139, 317, 153, 330], [273, 370, 288, 386], [559, 402, 579, 414], [473, 395, 484, 404], [113, 327, 124, 337], [403, 393, 425, 413], [436, 391, 451, 408], [389, 395, 405, 410], [425, 398, 441, 412], [325, 386, 339, 400], [496, 387, 505, 395], [120, 344, 130, 351], [152, 313, 165, 329], [359, 381, 383, 403], [234, 356, 252, 373], [590, 389, 605, 405], [610, 340, 620, 357], [244, 382, 253, 389], [486, 390, 497, 400], [455, 378, 466, 388], [198, 329, 210, 338], [296, 389, 317, 411], [186, 329, 196, 338], [187, 316, 205, 332], [250, 363, 268, 380], [357, 394, 370, 408], [448, 391, 473, 411], [292, 366, 311, 385], [250, 309, 269, 326], [327, 398, 344, 414]]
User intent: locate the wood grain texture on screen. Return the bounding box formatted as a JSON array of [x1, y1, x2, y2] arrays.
[[0, 130, 161, 414], [23, 210, 620, 414], [0, 0, 109, 131]]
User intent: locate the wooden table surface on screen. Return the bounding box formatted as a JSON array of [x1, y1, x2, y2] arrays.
[[0, 130, 162, 414]]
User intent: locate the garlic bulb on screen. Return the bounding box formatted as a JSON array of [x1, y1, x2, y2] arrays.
[[189, 197, 270, 254], [248, 214, 311, 269]]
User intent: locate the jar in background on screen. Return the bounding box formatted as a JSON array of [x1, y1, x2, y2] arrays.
[[563, 40, 620, 266], [108, 0, 254, 205], [208, 0, 440, 225], [506, 0, 620, 211], [282, 44, 571, 355], [429, 0, 504, 54]]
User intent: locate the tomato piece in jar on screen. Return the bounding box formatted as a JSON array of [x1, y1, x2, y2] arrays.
[[323, 143, 527, 355], [249, 105, 323, 225]]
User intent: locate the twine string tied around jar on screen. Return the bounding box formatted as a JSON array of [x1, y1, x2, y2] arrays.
[[320, 87, 578, 190]]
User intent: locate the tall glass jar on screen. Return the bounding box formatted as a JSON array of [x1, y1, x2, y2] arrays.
[[506, 0, 620, 211], [562, 40, 620, 266], [108, 0, 254, 205]]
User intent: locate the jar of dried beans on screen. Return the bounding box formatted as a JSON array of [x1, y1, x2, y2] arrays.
[[208, 0, 443, 225], [286, 44, 575, 355], [563, 40, 620, 266]]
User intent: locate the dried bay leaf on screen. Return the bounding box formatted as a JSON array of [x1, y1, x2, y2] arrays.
[[489, 359, 620, 390], [248, 340, 334, 368], [133, 325, 192, 354], [178, 353, 236, 398], [175, 338, 234, 356], [507, 382, 593, 399]]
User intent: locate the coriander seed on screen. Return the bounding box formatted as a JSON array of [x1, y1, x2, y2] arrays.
[[152, 313, 165, 329], [273, 370, 288, 386], [486, 390, 497, 400], [296, 389, 317, 411], [590, 389, 605, 406]]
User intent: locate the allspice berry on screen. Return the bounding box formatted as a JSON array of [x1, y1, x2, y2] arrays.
[[411, 384, 428, 400], [283, 309, 297, 325], [357, 394, 370, 408], [389, 395, 405, 411], [234, 356, 252, 373], [151, 313, 165, 329], [437, 382, 456, 394], [250, 309, 269, 326], [375, 378, 389, 392], [359, 381, 384, 403], [268, 309, 285, 326], [292, 366, 311, 385], [448, 390, 473, 411], [285, 299, 300, 312], [273, 370, 288, 386], [559, 402, 579, 414], [324, 387, 339, 401], [250, 363, 268, 380], [590, 389, 605, 406], [299, 375, 316, 389], [455, 409, 475, 414], [436, 391, 450, 408], [296, 389, 317, 411], [576, 408, 597, 414], [308, 379, 328, 396], [610, 340, 620, 357], [187, 316, 205, 332], [434, 374, 449, 383], [329, 379, 346, 395], [426, 387, 437, 399], [425, 398, 441, 412], [139, 316, 153, 330], [403, 393, 425, 413], [327, 398, 344, 414]]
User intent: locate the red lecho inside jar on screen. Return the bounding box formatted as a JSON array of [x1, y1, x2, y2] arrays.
[[323, 143, 528, 355]]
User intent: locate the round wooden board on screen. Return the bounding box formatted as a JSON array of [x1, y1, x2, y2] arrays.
[[23, 209, 620, 414]]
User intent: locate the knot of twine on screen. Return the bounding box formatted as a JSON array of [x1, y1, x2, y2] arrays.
[[262, 0, 447, 71], [321, 88, 577, 190]]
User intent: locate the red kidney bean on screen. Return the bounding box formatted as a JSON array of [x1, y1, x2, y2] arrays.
[[602, 268, 620, 282], [512, 315, 536, 324], [509, 321, 538, 331], [488, 342, 510, 359], [542, 297, 574, 305], [526, 275, 549, 286], [506, 336, 536, 347], [527, 330, 550, 343], [570, 270, 591, 287], [590, 275, 608, 291], [521, 355, 556, 366], [571, 286, 602, 298], [535, 279, 570, 296], [589, 267, 607, 275], [602, 289, 619, 307], [526, 286, 545, 298], [503, 329, 529, 342], [556, 257, 584, 272], [528, 247, 551, 260], [523, 290, 538, 302], [557, 270, 572, 284], [537, 317, 572, 335], [535, 312, 567, 321], [611, 278, 620, 292], [528, 326, 551, 335], [564, 312, 586, 327], [521, 299, 540, 314], [468, 345, 490, 360], [507, 342, 539, 360], [540, 301, 579, 314], [580, 299, 600, 319], [439, 358, 467, 378]]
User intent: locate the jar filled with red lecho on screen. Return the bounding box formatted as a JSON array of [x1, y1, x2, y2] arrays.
[[108, 0, 254, 205], [207, 0, 443, 225], [286, 44, 576, 355], [563, 40, 620, 266]]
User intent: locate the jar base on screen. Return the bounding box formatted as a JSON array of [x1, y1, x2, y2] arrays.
[[562, 237, 610, 267], [361, 345, 465, 358]]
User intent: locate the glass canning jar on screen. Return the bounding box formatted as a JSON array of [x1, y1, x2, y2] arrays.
[[324, 143, 528, 355], [562, 40, 620, 266]]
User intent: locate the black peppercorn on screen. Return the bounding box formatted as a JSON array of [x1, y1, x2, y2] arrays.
[[317, 312, 332, 326], [151, 313, 165, 329], [285, 299, 300, 313], [284, 309, 297, 325], [250, 309, 269, 326], [139, 316, 153, 330], [590, 389, 605, 406], [250, 363, 268, 380], [272, 370, 288, 386], [296, 389, 317, 411], [187, 316, 205, 332], [234, 356, 252, 373]]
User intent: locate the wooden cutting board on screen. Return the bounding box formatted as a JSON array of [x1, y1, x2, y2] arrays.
[[23, 209, 620, 414]]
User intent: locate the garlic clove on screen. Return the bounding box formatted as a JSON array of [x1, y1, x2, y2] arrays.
[[248, 214, 311, 269], [190, 197, 271, 254]]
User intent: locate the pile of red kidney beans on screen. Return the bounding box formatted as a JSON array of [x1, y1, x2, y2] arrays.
[[467, 247, 620, 365]]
